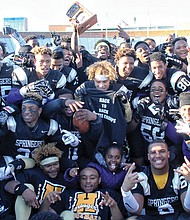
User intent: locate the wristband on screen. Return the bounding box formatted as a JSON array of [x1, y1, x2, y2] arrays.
[[14, 183, 28, 196], [121, 187, 139, 213]]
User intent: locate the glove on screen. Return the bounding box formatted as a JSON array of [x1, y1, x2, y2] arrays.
[[165, 55, 183, 69], [37, 80, 54, 98], [115, 90, 131, 103], [166, 94, 179, 109], [20, 79, 54, 98], [136, 97, 150, 116], [51, 32, 62, 46], [152, 101, 165, 119], [153, 42, 169, 53], [0, 110, 9, 126], [62, 129, 79, 147], [75, 84, 87, 98]]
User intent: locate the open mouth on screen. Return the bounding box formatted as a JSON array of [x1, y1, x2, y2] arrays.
[[153, 95, 160, 101], [109, 163, 117, 170]]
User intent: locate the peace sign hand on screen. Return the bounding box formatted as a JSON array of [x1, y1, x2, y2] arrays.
[[121, 163, 144, 192], [174, 156, 190, 183]]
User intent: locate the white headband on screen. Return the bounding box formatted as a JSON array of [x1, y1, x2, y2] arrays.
[[40, 156, 59, 166], [95, 42, 110, 52], [94, 74, 109, 81]]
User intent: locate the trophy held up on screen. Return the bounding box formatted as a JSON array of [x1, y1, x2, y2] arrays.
[[66, 1, 97, 35]]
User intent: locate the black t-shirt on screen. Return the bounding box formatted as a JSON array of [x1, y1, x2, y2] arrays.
[[51, 188, 127, 220]]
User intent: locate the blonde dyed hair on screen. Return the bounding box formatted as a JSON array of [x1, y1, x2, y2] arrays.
[[86, 61, 116, 81], [23, 92, 43, 102], [32, 46, 52, 57], [32, 143, 63, 165]]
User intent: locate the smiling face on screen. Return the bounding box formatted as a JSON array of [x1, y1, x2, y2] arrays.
[[150, 60, 167, 79], [79, 167, 101, 193], [148, 142, 170, 174], [117, 55, 135, 78], [22, 103, 42, 127], [173, 39, 188, 60], [105, 147, 122, 172], [62, 49, 72, 67], [34, 54, 51, 76], [135, 43, 150, 63], [150, 81, 167, 104], [41, 161, 60, 178], [96, 45, 110, 60]]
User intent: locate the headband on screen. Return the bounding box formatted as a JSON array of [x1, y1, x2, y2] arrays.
[[95, 42, 110, 52], [22, 99, 42, 107], [94, 74, 109, 81], [40, 156, 59, 166]]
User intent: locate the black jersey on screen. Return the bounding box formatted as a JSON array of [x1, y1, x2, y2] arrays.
[[0, 63, 14, 99], [42, 98, 104, 165], [140, 102, 182, 147], [140, 103, 166, 142], [0, 63, 25, 101], [0, 115, 63, 158], [51, 188, 126, 220], [12, 67, 66, 92], [160, 68, 190, 95], [60, 66, 79, 92], [132, 166, 188, 216], [16, 167, 67, 205], [117, 66, 153, 100], [0, 180, 15, 218]]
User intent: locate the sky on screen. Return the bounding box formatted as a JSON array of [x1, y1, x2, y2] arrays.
[[0, 0, 190, 32]]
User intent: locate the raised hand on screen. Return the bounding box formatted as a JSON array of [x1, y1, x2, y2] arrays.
[[175, 156, 190, 183], [117, 25, 130, 41], [61, 129, 79, 147], [69, 167, 79, 178], [153, 42, 169, 53], [136, 97, 150, 116], [122, 163, 144, 192], [99, 191, 117, 208], [165, 55, 183, 69], [65, 99, 84, 112]]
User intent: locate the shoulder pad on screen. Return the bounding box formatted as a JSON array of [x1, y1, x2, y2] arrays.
[[47, 119, 58, 136], [6, 116, 16, 132]]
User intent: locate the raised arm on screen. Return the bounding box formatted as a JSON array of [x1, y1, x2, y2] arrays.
[[121, 163, 144, 215]]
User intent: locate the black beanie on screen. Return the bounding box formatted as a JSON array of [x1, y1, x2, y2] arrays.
[[134, 41, 149, 51]]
